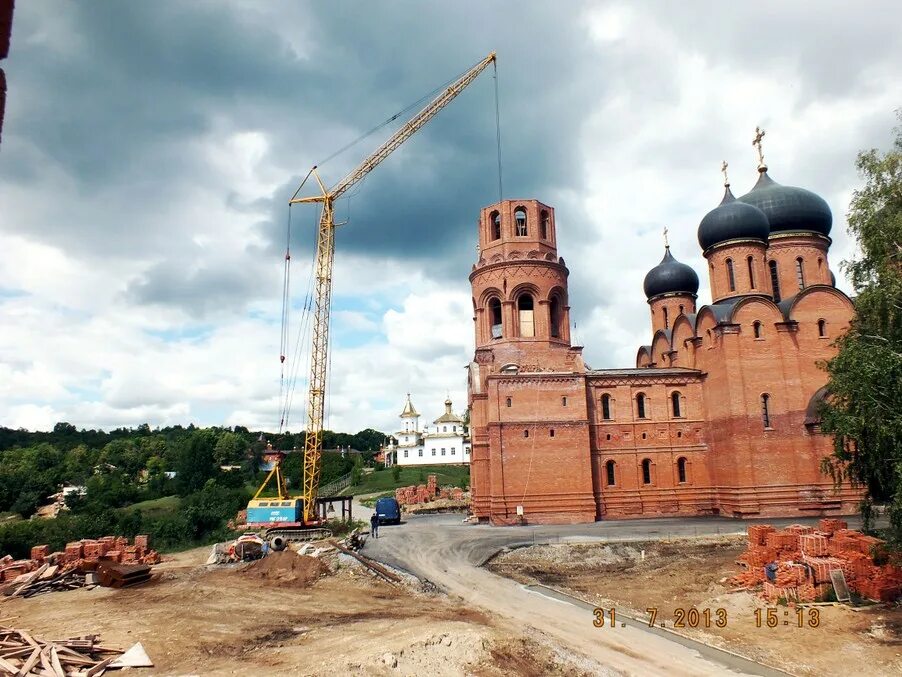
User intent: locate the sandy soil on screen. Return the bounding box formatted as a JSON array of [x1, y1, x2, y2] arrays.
[[488, 537, 902, 677], [0, 545, 594, 676]]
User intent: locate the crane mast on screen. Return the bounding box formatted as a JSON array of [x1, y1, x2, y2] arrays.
[[289, 52, 497, 522]]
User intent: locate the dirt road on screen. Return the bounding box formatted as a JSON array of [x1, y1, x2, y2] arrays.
[[363, 512, 855, 676]]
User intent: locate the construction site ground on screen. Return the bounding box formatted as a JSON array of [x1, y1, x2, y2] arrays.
[[487, 537, 902, 676], [0, 544, 597, 676]]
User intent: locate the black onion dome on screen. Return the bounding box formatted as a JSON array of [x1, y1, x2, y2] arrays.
[[697, 186, 770, 251], [643, 246, 700, 299], [738, 170, 832, 236]]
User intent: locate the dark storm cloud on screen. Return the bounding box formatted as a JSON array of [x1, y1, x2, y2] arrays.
[[3, 0, 601, 298], [125, 257, 263, 316], [250, 1, 602, 276], [3, 0, 899, 319]]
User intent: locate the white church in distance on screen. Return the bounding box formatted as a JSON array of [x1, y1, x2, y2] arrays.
[[382, 394, 471, 467]]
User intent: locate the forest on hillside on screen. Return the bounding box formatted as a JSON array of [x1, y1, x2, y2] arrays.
[[0, 422, 386, 558]]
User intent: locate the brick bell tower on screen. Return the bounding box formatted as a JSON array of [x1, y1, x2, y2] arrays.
[[467, 200, 594, 525]]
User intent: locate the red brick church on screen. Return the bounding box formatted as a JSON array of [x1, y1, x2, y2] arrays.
[[467, 142, 859, 524]]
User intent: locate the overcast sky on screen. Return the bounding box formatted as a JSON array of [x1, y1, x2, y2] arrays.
[[1, 1, 899, 435]]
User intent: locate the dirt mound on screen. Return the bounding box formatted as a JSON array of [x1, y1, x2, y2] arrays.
[[241, 551, 329, 587]]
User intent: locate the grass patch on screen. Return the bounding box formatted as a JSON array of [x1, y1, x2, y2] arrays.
[[120, 495, 182, 517], [342, 465, 469, 496]]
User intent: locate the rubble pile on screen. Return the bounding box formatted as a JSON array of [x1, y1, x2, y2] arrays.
[[0, 535, 159, 597], [394, 474, 465, 506], [731, 519, 902, 603]]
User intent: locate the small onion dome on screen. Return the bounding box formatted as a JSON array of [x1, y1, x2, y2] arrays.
[[643, 246, 699, 299], [738, 170, 832, 236], [697, 185, 770, 251]]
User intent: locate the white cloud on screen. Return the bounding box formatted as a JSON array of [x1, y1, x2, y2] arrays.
[[1, 1, 899, 435]]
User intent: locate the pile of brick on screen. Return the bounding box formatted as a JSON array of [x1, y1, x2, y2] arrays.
[[731, 519, 902, 603], [0, 534, 160, 587], [394, 475, 465, 506]]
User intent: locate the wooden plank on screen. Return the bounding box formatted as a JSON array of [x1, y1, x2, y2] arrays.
[[327, 539, 401, 583], [39, 648, 55, 676], [84, 656, 115, 676], [11, 564, 50, 597], [49, 647, 65, 677], [18, 631, 40, 648], [0, 654, 22, 673], [16, 647, 41, 676]]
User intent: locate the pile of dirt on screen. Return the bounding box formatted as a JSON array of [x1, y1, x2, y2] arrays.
[[241, 551, 329, 587]]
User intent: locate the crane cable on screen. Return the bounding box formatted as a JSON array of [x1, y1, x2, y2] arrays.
[[312, 56, 490, 173], [279, 205, 318, 432], [281, 211, 319, 431], [278, 206, 292, 428], [493, 58, 504, 203]]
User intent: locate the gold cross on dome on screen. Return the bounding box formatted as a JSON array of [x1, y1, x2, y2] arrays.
[[753, 126, 767, 169], [721, 160, 730, 186], [663, 226, 669, 248]]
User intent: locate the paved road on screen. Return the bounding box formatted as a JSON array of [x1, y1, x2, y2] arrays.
[[361, 511, 858, 676]]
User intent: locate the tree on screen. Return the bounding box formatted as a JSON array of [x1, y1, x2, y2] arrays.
[[174, 430, 218, 496], [821, 111, 902, 546], [214, 432, 247, 465]]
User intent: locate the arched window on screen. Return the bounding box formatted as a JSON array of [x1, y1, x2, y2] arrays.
[[549, 428, 555, 438], [817, 319, 826, 337], [506, 396, 512, 408], [561, 396, 568, 407], [605, 460, 616, 486], [517, 293, 535, 337], [796, 257, 806, 290], [671, 391, 682, 418], [761, 393, 771, 429], [524, 429, 529, 438], [540, 210, 550, 239], [679, 304, 684, 315], [636, 393, 647, 419], [663, 306, 669, 329], [753, 321, 762, 339], [490, 211, 501, 241], [489, 297, 503, 339], [641, 459, 652, 485], [514, 207, 528, 236], [769, 260, 781, 302], [677, 457, 687, 483], [747, 256, 756, 289], [601, 394, 612, 420], [726, 258, 736, 292], [549, 295, 562, 339]]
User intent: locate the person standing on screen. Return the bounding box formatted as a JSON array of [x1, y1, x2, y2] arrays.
[[370, 512, 379, 539]]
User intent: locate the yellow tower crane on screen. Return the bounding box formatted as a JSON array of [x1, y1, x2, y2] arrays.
[[247, 52, 498, 539]]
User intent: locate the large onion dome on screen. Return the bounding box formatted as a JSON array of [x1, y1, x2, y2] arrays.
[[697, 185, 770, 251], [643, 246, 700, 299], [738, 170, 832, 236]]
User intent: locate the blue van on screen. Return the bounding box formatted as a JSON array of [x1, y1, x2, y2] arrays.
[[374, 497, 401, 525]]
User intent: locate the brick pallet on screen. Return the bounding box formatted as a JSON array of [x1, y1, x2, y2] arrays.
[[731, 519, 902, 603], [1, 534, 160, 598]]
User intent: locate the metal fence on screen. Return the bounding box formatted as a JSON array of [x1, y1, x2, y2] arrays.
[[319, 471, 354, 497]]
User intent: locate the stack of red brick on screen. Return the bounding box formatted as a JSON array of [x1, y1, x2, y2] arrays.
[[394, 475, 465, 506], [0, 534, 161, 585], [731, 519, 902, 603]]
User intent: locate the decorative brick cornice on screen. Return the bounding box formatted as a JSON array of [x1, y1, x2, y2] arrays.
[[588, 372, 706, 387]]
